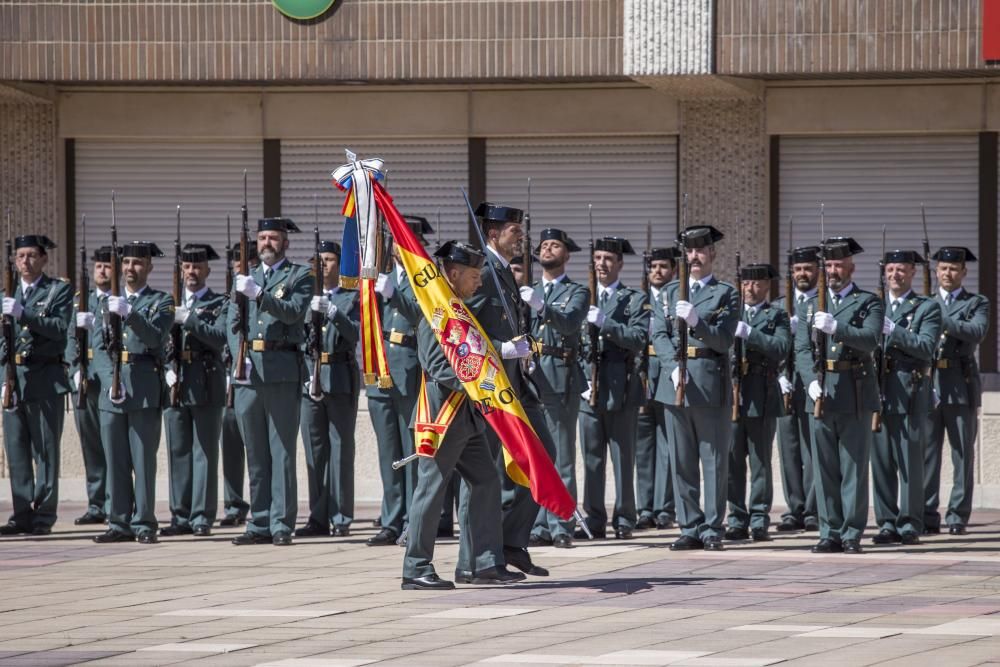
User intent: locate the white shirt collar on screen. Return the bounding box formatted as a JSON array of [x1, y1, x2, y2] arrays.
[[19, 276, 42, 293], [891, 289, 913, 306], [795, 287, 817, 300], [690, 274, 713, 289], [599, 280, 620, 298], [185, 286, 208, 304], [543, 273, 566, 288], [328, 285, 340, 295], [263, 258, 286, 273], [125, 285, 147, 298], [939, 286, 963, 301], [833, 282, 854, 299], [745, 301, 764, 315], [95, 286, 109, 298], [650, 284, 662, 300]]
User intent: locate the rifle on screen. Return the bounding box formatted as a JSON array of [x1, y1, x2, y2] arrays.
[[169, 206, 183, 408], [920, 203, 932, 297], [75, 214, 90, 409], [675, 195, 689, 407], [309, 197, 324, 401], [232, 170, 250, 385], [108, 192, 124, 403], [783, 216, 794, 414], [638, 219, 652, 415], [586, 204, 600, 408], [872, 225, 887, 433], [731, 249, 743, 422], [812, 204, 827, 419], [224, 214, 235, 409], [521, 178, 534, 372], [1, 209, 17, 410]]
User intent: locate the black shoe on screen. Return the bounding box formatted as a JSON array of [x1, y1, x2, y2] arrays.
[[636, 515, 656, 530], [614, 527, 633, 540], [232, 532, 271, 545], [366, 528, 398, 546], [503, 546, 549, 576], [924, 525, 941, 535], [0, 522, 28, 536], [527, 534, 551, 547], [193, 525, 212, 537], [294, 522, 330, 538], [803, 517, 820, 532], [137, 532, 159, 545], [655, 515, 675, 530], [372, 517, 382, 528], [574, 527, 605, 540], [159, 524, 193, 537], [93, 529, 135, 544], [333, 525, 351, 537], [751, 528, 771, 542], [219, 514, 246, 528], [872, 529, 901, 545], [402, 573, 455, 590], [454, 569, 474, 584], [775, 517, 802, 533], [471, 566, 526, 585], [949, 524, 967, 536], [703, 536, 725, 551], [843, 539, 863, 554], [553, 534, 574, 549], [31, 526, 51, 536], [436, 524, 455, 538], [74, 513, 106, 526], [670, 535, 704, 551], [724, 527, 749, 541], [900, 532, 921, 545], [272, 531, 292, 546], [811, 538, 843, 553]]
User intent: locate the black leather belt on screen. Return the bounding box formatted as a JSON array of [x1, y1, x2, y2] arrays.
[[825, 360, 863, 372], [13, 354, 62, 366], [936, 355, 972, 370], [533, 342, 577, 361], [886, 357, 930, 374], [740, 361, 777, 377], [686, 346, 723, 359], [251, 340, 299, 352], [600, 349, 633, 363], [120, 352, 157, 364], [180, 350, 217, 363], [384, 331, 417, 349], [317, 351, 352, 365]]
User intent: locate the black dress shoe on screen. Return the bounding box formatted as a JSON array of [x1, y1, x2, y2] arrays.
[[670, 535, 704, 551], [900, 532, 921, 545], [372, 517, 382, 528], [527, 534, 551, 547], [402, 573, 455, 590], [137, 532, 159, 545], [872, 529, 901, 545], [636, 515, 656, 530], [949, 524, 967, 536], [573, 527, 605, 540], [724, 527, 749, 541], [232, 532, 271, 545], [803, 517, 820, 532], [366, 528, 398, 546], [553, 534, 574, 549], [31, 526, 51, 536], [503, 546, 549, 576], [294, 522, 330, 537], [219, 514, 246, 528], [454, 569, 474, 584], [655, 515, 675, 530], [159, 524, 193, 537], [751, 528, 771, 542], [272, 531, 292, 546], [74, 513, 106, 526], [811, 538, 843, 553], [471, 566, 526, 585], [703, 536, 725, 551], [93, 529, 135, 544], [193, 525, 212, 537], [923, 525, 941, 535], [0, 522, 28, 536], [333, 525, 351, 537], [843, 539, 863, 554], [614, 527, 633, 540], [436, 524, 454, 538], [775, 517, 802, 533]]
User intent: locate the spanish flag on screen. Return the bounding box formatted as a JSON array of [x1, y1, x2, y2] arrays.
[[371, 180, 576, 521]]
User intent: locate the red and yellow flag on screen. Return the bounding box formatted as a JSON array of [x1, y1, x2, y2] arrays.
[[372, 181, 575, 521]]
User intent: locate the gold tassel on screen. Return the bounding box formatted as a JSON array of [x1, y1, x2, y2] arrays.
[[377, 375, 393, 389], [364, 372, 376, 385], [340, 276, 359, 289]]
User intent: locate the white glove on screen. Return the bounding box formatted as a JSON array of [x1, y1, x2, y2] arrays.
[[232, 359, 253, 385], [311, 295, 330, 314], [790, 315, 798, 333], [735, 321, 751, 339], [671, 367, 689, 390], [304, 379, 323, 400], [72, 370, 81, 390], [808, 380, 823, 402], [0, 384, 15, 409], [581, 381, 593, 402], [500, 338, 531, 359], [109, 384, 127, 405], [676, 300, 699, 327], [2, 297, 23, 320], [165, 369, 178, 387], [236, 274, 262, 299], [76, 312, 95, 330], [107, 296, 131, 318], [813, 311, 837, 335], [586, 305, 605, 328], [882, 317, 895, 335], [326, 302, 338, 319], [520, 286, 543, 313], [375, 273, 395, 299], [174, 306, 190, 325], [778, 375, 794, 395], [933, 389, 941, 409]]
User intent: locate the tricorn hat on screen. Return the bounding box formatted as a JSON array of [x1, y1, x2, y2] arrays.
[[257, 217, 301, 233], [740, 263, 779, 281], [535, 228, 581, 253], [180, 243, 220, 262], [883, 250, 925, 265], [823, 237, 864, 260], [594, 237, 636, 256], [649, 247, 680, 262], [680, 225, 724, 249], [791, 245, 821, 264], [475, 202, 524, 226], [14, 235, 56, 252], [434, 240, 486, 269], [121, 242, 165, 259], [931, 246, 977, 263]]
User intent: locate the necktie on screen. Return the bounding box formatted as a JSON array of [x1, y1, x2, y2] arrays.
[[599, 289, 608, 307], [832, 292, 840, 309], [690, 282, 701, 298], [20, 287, 31, 304], [263, 268, 272, 287], [945, 293, 953, 307], [891, 300, 899, 315], [544, 282, 553, 301], [797, 294, 806, 306]]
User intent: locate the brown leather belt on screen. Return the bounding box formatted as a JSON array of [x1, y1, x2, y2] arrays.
[[251, 340, 298, 353], [825, 360, 863, 372], [532, 341, 577, 361], [385, 330, 417, 349]]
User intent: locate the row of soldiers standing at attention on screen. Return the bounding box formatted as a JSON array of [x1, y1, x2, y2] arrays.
[[0, 200, 989, 573]]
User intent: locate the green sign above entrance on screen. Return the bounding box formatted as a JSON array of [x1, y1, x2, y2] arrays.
[[272, 0, 337, 20]]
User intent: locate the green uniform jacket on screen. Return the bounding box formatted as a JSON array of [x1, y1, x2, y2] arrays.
[[367, 270, 422, 399], [737, 301, 791, 418], [652, 277, 739, 408], [97, 287, 174, 413], [1, 275, 73, 401], [303, 288, 360, 396], [882, 293, 941, 415], [934, 289, 990, 408], [795, 284, 883, 415], [466, 251, 528, 395], [645, 288, 666, 403], [580, 283, 649, 411], [224, 260, 312, 385], [528, 276, 589, 396], [176, 289, 227, 407], [66, 289, 111, 393]]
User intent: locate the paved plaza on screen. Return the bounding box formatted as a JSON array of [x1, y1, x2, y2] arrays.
[[0, 503, 999, 666]]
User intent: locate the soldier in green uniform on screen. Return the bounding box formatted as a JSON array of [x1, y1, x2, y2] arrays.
[[0, 235, 73, 536], [796, 237, 882, 555], [636, 247, 678, 531], [923, 247, 990, 536], [228, 218, 311, 547], [93, 241, 174, 545], [161, 244, 227, 538], [775, 246, 821, 533], [871, 250, 941, 546], [523, 228, 588, 549], [726, 263, 790, 543], [66, 246, 113, 526], [652, 225, 738, 552], [296, 240, 361, 538], [576, 236, 648, 541], [367, 217, 430, 547], [219, 242, 258, 527], [402, 240, 524, 590]]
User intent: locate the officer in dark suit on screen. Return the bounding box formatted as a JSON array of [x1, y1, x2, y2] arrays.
[[227, 218, 311, 547], [93, 242, 174, 545], [0, 235, 73, 536], [577, 237, 649, 540], [924, 247, 990, 536], [161, 244, 227, 538], [296, 240, 361, 538]]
